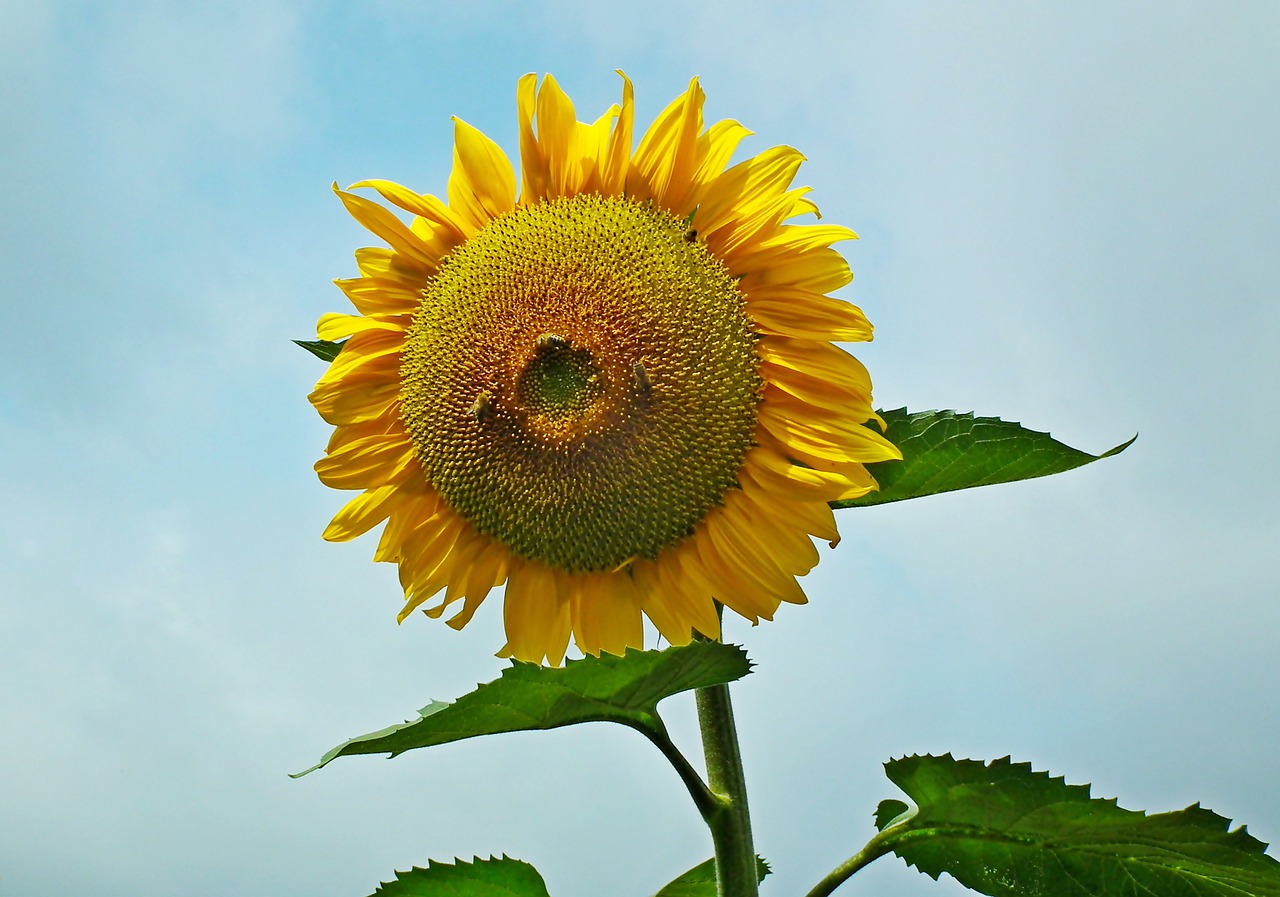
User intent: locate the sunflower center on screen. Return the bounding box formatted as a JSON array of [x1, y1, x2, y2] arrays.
[[516, 335, 604, 427], [399, 193, 761, 573]]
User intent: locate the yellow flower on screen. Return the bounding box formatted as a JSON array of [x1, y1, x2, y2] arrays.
[[310, 73, 901, 664]]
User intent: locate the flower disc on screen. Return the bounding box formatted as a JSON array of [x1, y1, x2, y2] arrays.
[[399, 193, 761, 573]]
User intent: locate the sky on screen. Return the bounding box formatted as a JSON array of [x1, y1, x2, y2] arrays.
[[2, 2, 1277, 896]]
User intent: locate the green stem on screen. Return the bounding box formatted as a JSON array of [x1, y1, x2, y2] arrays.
[[638, 718, 721, 824], [696, 676, 758, 897], [802, 829, 895, 897]]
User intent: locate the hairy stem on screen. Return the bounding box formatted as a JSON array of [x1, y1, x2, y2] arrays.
[[696, 676, 758, 897]]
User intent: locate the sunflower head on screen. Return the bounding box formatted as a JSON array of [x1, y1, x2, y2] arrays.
[[310, 73, 900, 665], [397, 192, 763, 576]]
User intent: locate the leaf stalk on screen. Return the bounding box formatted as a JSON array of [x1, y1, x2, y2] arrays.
[[637, 717, 724, 824], [802, 828, 895, 897]]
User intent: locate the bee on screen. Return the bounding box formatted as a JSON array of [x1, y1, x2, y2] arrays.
[[633, 360, 652, 394], [469, 389, 496, 422], [683, 228, 697, 243], [535, 333, 569, 351]]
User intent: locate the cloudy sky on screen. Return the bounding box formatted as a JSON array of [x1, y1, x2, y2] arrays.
[[3, 2, 1277, 896]]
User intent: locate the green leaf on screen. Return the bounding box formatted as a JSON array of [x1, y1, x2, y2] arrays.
[[652, 857, 770, 897], [836, 409, 1135, 508], [294, 337, 346, 362], [875, 754, 1280, 897], [873, 798, 911, 831], [294, 642, 751, 776], [367, 856, 550, 897]]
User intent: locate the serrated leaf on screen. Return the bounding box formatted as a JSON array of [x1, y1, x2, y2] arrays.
[[836, 409, 1134, 508], [295, 642, 751, 776], [876, 754, 1280, 897], [652, 857, 770, 897], [294, 337, 346, 362], [367, 855, 549, 897]]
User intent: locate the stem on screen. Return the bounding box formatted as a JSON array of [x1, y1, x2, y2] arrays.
[[696, 676, 758, 897], [802, 829, 895, 897], [638, 718, 722, 824]]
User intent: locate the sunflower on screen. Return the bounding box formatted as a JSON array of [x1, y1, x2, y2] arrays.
[[310, 73, 901, 665]]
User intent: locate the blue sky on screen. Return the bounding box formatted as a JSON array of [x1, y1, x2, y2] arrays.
[[2, 2, 1277, 896]]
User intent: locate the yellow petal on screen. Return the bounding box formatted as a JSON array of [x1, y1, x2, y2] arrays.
[[592, 572, 644, 657], [349, 179, 470, 243], [764, 386, 878, 439], [375, 489, 440, 563], [314, 434, 416, 490], [692, 119, 753, 189], [658, 547, 723, 637], [446, 537, 509, 630], [448, 117, 517, 226], [746, 442, 856, 502], [309, 379, 399, 426], [758, 337, 872, 395], [741, 466, 841, 545], [535, 74, 580, 199], [323, 484, 404, 542], [697, 146, 805, 237], [600, 71, 634, 196], [705, 501, 808, 606], [629, 77, 704, 210], [316, 312, 405, 341], [333, 184, 438, 270], [688, 524, 780, 622], [334, 277, 422, 316], [426, 526, 485, 619], [748, 291, 873, 343], [738, 246, 852, 293], [397, 511, 466, 612], [517, 73, 549, 202], [574, 107, 618, 195], [503, 561, 571, 665], [311, 326, 402, 389], [631, 560, 694, 645], [723, 489, 819, 576]]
